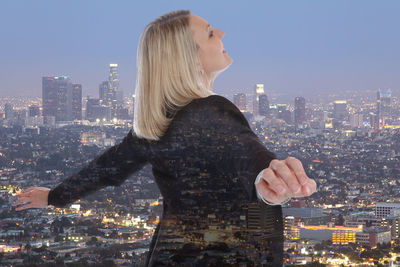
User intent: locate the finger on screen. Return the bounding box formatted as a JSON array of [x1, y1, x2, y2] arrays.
[[269, 159, 301, 194], [16, 195, 31, 200], [262, 167, 291, 197], [15, 202, 34, 211], [303, 179, 317, 196], [19, 188, 34, 194], [13, 198, 29, 206], [17, 191, 32, 197], [285, 157, 309, 186], [13, 195, 31, 204], [256, 178, 287, 205]]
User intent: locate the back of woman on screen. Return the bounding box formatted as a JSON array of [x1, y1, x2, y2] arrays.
[[145, 93, 284, 265]]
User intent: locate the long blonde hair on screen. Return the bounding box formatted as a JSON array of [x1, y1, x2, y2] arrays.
[[133, 10, 212, 141]]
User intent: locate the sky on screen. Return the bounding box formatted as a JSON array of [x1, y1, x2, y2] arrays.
[[0, 0, 399, 98]]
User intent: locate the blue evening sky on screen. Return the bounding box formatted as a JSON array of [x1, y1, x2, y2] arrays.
[[0, 0, 399, 98]]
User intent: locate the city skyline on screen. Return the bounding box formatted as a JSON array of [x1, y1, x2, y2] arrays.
[[1, 0, 400, 97]]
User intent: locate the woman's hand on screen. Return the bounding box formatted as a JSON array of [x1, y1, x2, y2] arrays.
[[255, 157, 317, 205], [13, 187, 51, 211]]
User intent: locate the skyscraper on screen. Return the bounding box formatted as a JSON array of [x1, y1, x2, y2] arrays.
[[377, 88, 392, 128], [99, 81, 110, 101], [109, 63, 123, 106], [42, 76, 82, 122], [253, 84, 265, 116], [333, 100, 348, 120], [233, 93, 247, 112], [294, 97, 306, 125], [258, 94, 270, 117], [4, 103, 14, 120], [72, 84, 82, 120]]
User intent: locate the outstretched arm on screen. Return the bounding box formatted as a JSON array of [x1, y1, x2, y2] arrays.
[[46, 129, 148, 208]]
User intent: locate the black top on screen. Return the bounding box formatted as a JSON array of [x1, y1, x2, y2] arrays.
[[48, 94, 284, 266]]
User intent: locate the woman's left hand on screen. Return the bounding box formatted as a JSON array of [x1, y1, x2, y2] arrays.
[[256, 156, 317, 205]]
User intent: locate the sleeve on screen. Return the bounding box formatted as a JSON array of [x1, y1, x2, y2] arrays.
[[200, 95, 279, 203], [47, 129, 149, 208], [255, 169, 292, 205]]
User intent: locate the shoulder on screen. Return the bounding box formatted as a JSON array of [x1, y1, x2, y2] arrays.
[[191, 94, 234, 107], [189, 94, 242, 115], [184, 94, 251, 130]]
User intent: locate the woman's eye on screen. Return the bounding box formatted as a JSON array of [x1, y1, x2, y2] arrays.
[[209, 31, 214, 38]]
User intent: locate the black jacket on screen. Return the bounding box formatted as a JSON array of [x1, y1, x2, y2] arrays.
[[48, 94, 284, 266]]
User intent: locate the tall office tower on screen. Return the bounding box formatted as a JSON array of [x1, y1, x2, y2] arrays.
[[247, 202, 282, 232], [377, 88, 392, 128], [86, 98, 100, 121], [370, 113, 379, 130], [350, 113, 363, 128], [109, 63, 123, 106], [42, 76, 82, 122], [253, 84, 265, 116], [99, 81, 110, 101], [258, 94, 270, 116], [294, 97, 306, 125], [333, 100, 348, 120], [28, 105, 40, 117], [233, 93, 247, 112], [4, 103, 14, 120], [72, 84, 82, 120], [42, 77, 58, 119]]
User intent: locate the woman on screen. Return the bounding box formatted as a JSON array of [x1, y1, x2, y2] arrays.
[[14, 10, 317, 266]]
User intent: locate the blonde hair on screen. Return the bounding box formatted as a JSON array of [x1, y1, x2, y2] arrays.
[[133, 10, 212, 141]]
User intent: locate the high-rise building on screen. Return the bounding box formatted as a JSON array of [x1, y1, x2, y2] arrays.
[[233, 93, 246, 112], [258, 94, 270, 117], [350, 113, 363, 128], [4, 103, 14, 120], [86, 98, 100, 121], [72, 84, 82, 120], [252, 84, 265, 116], [108, 63, 123, 106], [42, 76, 82, 122], [370, 113, 379, 130], [377, 88, 392, 128], [294, 97, 306, 125], [333, 100, 348, 121], [99, 81, 110, 101], [247, 202, 281, 231]]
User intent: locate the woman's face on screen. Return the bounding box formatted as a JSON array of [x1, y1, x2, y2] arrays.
[[189, 14, 233, 78]]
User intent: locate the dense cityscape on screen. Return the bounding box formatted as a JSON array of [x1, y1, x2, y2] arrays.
[[1, 64, 400, 266]]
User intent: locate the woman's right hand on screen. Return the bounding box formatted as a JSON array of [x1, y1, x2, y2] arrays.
[[13, 187, 51, 211], [255, 157, 317, 205]]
